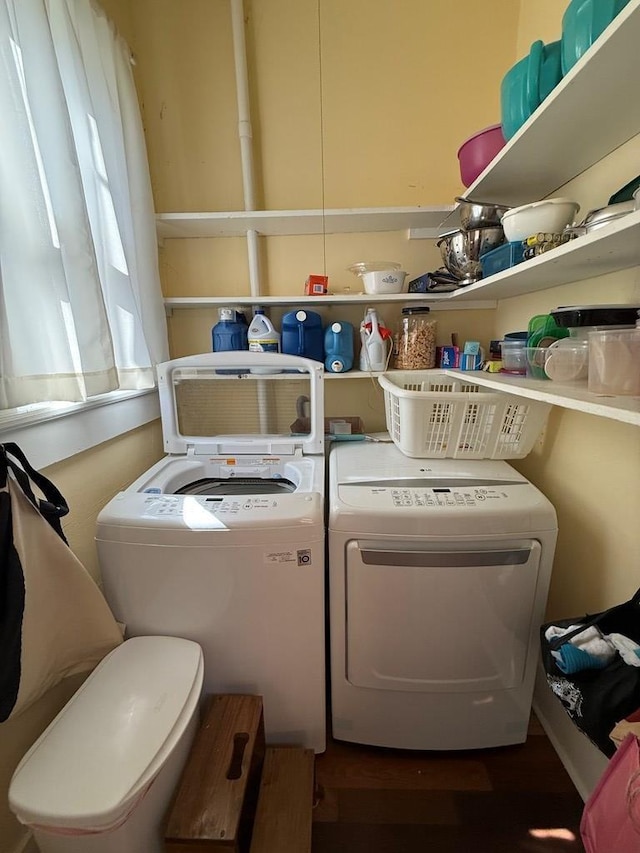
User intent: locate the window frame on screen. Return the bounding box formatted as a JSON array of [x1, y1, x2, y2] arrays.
[[0, 390, 160, 470]]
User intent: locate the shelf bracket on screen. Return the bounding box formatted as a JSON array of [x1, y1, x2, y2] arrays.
[[408, 227, 444, 240]]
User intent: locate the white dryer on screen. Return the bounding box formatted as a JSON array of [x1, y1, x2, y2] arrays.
[[97, 352, 326, 752], [328, 440, 557, 751]]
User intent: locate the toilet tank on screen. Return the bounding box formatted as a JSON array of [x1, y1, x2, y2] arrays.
[[9, 636, 203, 833]]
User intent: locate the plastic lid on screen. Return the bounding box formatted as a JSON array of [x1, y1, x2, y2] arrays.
[[348, 261, 401, 276], [550, 304, 640, 328], [219, 307, 235, 321], [9, 637, 203, 832]]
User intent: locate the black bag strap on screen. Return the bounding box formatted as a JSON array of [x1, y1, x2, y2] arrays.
[[547, 588, 640, 651], [0, 442, 69, 543]]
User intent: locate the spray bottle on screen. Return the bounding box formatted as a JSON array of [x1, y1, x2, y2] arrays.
[[359, 307, 389, 372]]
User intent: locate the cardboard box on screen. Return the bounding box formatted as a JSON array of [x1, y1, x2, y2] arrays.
[[437, 345, 460, 369], [304, 275, 328, 296]]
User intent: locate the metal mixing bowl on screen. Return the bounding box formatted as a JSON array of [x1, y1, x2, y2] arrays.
[[437, 227, 505, 286], [456, 196, 511, 230]]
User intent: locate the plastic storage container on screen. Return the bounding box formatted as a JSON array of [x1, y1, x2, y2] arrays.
[[378, 371, 551, 460], [588, 328, 640, 395], [561, 0, 631, 75], [394, 306, 437, 370], [543, 340, 590, 383], [501, 335, 528, 374], [248, 308, 282, 374], [281, 309, 324, 362], [324, 321, 354, 373], [501, 40, 563, 140], [8, 637, 203, 853]]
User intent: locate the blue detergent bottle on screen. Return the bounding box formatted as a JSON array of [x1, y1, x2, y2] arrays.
[[212, 307, 248, 373], [324, 321, 354, 372], [281, 310, 324, 362]]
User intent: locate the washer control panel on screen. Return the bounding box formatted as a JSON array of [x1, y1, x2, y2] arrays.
[[141, 493, 291, 516]]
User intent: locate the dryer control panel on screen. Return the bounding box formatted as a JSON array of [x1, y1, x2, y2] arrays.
[[388, 486, 511, 508], [331, 480, 554, 537]]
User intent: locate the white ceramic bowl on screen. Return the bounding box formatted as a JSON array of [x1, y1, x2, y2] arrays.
[[361, 269, 407, 294], [501, 198, 580, 242]]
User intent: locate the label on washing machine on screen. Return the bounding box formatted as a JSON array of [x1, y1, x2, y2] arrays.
[[264, 547, 313, 567]]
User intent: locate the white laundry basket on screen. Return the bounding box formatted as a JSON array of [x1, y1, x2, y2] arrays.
[[378, 371, 550, 459]]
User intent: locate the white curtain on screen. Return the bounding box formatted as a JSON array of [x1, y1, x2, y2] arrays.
[[0, 0, 168, 409]]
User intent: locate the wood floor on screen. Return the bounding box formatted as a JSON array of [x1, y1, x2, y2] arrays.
[[311, 715, 586, 853]]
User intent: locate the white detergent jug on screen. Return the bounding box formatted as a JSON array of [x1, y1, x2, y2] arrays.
[[359, 308, 389, 372], [248, 309, 282, 374]]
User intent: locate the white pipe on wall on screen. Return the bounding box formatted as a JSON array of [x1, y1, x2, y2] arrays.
[[230, 0, 261, 297]]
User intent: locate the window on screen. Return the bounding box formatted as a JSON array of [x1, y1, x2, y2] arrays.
[[0, 0, 168, 441]]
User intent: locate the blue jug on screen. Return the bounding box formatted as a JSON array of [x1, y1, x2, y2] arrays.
[[281, 310, 324, 363], [324, 321, 354, 372], [212, 307, 248, 373]]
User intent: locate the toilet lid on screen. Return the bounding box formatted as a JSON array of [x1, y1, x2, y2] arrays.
[[9, 636, 203, 831]]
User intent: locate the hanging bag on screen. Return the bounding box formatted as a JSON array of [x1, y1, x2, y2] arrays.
[[540, 588, 640, 757], [581, 733, 640, 852], [0, 442, 122, 722]]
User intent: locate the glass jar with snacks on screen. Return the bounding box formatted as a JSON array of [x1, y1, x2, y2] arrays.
[[394, 306, 437, 369]]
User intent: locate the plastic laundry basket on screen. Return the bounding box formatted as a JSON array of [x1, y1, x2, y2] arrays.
[[378, 371, 550, 459]]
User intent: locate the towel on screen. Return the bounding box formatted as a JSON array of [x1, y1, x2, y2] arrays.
[[606, 633, 640, 668], [545, 624, 617, 674]]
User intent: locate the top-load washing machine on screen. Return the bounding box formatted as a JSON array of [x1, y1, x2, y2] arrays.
[[328, 440, 557, 751], [97, 352, 326, 752]]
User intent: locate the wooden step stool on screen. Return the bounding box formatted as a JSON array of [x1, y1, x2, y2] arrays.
[[249, 746, 315, 853], [165, 694, 265, 852]]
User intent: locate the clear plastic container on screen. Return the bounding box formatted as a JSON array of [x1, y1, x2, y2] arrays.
[[394, 306, 437, 370], [588, 328, 640, 395], [501, 339, 527, 374], [543, 340, 589, 383]]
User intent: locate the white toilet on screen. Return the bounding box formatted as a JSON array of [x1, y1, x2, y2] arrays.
[[8, 635, 203, 853]]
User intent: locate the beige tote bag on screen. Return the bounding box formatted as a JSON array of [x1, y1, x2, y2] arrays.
[[1, 443, 122, 721]]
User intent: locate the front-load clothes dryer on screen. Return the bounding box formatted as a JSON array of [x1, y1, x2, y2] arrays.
[[97, 352, 326, 752], [328, 440, 557, 751]]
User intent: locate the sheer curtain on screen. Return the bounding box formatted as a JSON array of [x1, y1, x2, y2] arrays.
[[0, 0, 168, 409]]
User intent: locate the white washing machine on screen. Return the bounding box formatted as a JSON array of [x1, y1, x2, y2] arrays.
[[97, 352, 326, 752], [328, 440, 557, 751]]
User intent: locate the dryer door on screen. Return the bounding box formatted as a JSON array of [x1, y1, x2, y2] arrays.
[[345, 539, 541, 693]]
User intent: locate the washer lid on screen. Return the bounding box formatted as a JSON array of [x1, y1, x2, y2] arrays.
[[157, 352, 325, 456], [9, 637, 203, 832]]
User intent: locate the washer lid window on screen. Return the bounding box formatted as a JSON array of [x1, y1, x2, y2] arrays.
[[157, 352, 325, 457]]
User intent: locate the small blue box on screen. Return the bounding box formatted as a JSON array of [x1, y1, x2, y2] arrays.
[[480, 241, 526, 277]]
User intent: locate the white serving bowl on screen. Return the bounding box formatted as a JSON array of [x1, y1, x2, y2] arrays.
[[501, 198, 580, 242], [361, 269, 407, 294]]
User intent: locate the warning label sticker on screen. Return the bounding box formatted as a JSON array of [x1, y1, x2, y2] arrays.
[[264, 549, 312, 566]]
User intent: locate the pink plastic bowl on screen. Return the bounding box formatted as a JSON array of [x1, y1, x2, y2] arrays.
[[457, 124, 506, 188]]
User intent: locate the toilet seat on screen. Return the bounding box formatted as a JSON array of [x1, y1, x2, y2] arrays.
[[9, 636, 203, 833]]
